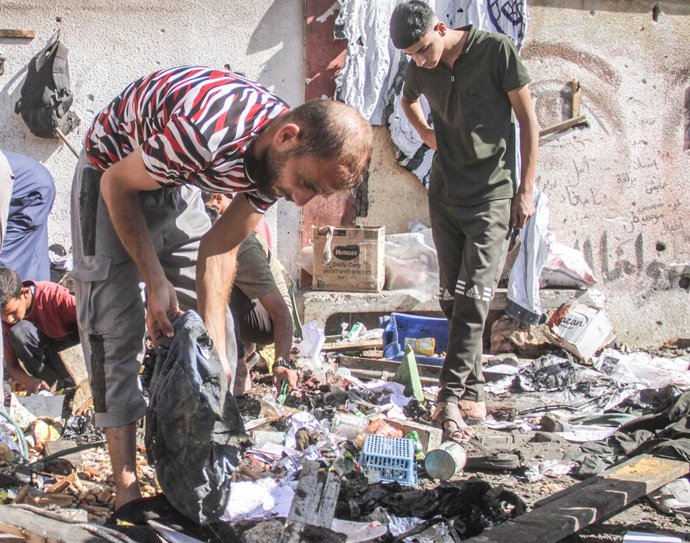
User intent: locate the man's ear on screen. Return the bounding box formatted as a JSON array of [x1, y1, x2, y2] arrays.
[[20, 287, 31, 299], [435, 21, 447, 35], [273, 122, 301, 150]]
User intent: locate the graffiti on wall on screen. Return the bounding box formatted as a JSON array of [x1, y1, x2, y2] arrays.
[[523, 42, 690, 300]]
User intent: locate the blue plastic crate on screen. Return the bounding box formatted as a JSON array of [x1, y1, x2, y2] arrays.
[[381, 312, 449, 366], [359, 434, 417, 485]]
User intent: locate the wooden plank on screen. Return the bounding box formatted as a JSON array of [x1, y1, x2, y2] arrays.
[[286, 460, 340, 528], [463, 455, 689, 543], [280, 461, 345, 543], [539, 115, 588, 138], [338, 354, 442, 379], [0, 29, 35, 39], [322, 339, 383, 352], [0, 505, 105, 542]]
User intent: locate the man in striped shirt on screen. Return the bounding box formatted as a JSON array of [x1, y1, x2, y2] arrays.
[[71, 66, 372, 509]]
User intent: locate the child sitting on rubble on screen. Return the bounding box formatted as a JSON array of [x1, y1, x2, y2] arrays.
[[0, 266, 79, 393]]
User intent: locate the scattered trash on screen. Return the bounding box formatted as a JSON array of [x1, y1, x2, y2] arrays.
[[424, 440, 467, 480], [545, 303, 615, 361], [359, 434, 417, 485], [648, 477, 690, 519], [622, 531, 685, 543]]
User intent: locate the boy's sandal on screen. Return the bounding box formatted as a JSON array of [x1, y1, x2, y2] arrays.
[[431, 402, 475, 441], [458, 399, 487, 425]]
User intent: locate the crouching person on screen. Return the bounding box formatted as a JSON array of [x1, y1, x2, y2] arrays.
[[0, 266, 78, 393]]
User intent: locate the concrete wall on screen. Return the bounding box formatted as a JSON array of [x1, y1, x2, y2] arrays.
[[0, 0, 304, 270], [362, 1, 689, 347], [1, 1, 688, 347]]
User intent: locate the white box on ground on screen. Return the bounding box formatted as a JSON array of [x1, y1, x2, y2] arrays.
[[545, 303, 615, 362]]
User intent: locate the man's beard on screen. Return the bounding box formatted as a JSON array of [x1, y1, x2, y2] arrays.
[[247, 146, 289, 200]]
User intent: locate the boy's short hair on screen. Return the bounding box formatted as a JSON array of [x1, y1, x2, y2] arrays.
[[390, 1, 437, 50], [0, 267, 22, 308]]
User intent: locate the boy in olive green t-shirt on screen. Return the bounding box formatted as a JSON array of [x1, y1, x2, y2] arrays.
[[390, 1, 540, 440]]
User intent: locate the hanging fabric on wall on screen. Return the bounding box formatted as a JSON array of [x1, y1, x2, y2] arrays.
[[335, 0, 528, 187]]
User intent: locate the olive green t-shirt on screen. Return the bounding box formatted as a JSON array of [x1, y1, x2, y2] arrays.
[[402, 25, 531, 205], [234, 232, 292, 311]]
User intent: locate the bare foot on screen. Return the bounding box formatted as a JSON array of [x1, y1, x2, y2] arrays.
[[431, 402, 475, 441], [458, 399, 487, 422], [113, 484, 142, 511]]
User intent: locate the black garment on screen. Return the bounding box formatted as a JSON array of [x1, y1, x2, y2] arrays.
[[145, 310, 245, 525]]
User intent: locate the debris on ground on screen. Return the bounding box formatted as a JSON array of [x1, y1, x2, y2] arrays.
[[1, 319, 688, 542]]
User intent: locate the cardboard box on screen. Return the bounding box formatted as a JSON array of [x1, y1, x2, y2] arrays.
[[312, 226, 385, 292], [545, 303, 615, 361]]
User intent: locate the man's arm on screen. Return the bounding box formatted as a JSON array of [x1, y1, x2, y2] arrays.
[[99, 148, 179, 340], [257, 288, 297, 391], [508, 84, 540, 228], [197, 193, 263, 381], [400, 97, 437, 150]]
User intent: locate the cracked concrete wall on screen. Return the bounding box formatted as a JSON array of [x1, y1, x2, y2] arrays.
[[361, 1, 689, 347], [0, 0, 304, 274]]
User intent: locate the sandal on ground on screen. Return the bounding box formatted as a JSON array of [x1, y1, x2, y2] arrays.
[[463, 439, 520, 471], [458, 399, 487, 425], [431, 402, 475, 441]]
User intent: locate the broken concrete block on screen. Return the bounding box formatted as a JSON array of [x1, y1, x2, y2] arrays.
[[388, 418, 442, 453]]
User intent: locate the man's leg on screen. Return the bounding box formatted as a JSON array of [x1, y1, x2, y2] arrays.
[[70, 156, 147, 509], [437, 199, 511, 407], [154, 186, 238, 389]]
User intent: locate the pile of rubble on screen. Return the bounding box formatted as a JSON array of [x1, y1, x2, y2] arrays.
[[0, 324, 689, 542]]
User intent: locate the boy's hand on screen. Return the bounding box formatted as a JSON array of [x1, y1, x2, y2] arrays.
[[28, 377, 50, 394]]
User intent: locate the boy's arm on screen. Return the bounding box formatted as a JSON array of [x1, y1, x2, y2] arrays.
[[5, 355, 50, 393], [508, 84, 540, 228], [400, 97, 437, 150]]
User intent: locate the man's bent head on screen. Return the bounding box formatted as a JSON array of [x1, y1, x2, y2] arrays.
[[253, 99, 373, 207]]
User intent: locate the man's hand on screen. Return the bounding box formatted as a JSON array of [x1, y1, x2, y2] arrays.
[[273, 366, 297, 393], [510, 189, 535, 229], [146, 279, 182, 342]]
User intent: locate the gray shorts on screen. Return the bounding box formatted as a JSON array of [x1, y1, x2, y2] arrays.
[[70, 154, 237, 428]]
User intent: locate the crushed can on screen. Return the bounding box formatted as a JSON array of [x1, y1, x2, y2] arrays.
[[424, 440, 467, 480]]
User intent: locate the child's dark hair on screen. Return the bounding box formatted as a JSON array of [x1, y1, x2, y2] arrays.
[[0, 267, 22, 308], [390, 1, 436, 50]]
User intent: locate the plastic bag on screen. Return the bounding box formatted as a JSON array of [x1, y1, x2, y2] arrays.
[[384, 228, 438, 296]]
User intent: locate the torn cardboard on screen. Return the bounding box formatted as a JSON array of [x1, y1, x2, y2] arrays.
[[545, 303, 615, 362], [312, 226, 385, 292]]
